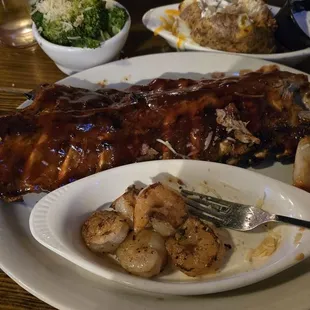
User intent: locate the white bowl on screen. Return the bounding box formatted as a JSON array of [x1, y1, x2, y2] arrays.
[[32, 2, 131, 75], [30, 159, 310, 296], [142, 4, 310, 67]]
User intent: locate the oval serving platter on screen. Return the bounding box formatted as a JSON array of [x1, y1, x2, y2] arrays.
[[142, 4, 310, 66], [29, 159, 310, 296], [1, 52, 310, 309]]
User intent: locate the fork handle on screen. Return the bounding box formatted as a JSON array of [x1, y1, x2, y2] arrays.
[[274, 215, 310, 229]]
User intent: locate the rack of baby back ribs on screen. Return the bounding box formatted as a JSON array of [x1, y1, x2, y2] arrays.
[[0, 65, 310, 202]]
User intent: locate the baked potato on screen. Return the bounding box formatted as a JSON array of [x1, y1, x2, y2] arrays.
[[179, 0, 277, 54]]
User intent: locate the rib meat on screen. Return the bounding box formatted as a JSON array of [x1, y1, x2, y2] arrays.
[[1, 67, 310, 201]]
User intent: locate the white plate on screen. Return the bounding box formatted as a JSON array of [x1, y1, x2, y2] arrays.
[[29, 160, 310, 295], [1, 52, 310, 309], [142, 4, 310, 66]]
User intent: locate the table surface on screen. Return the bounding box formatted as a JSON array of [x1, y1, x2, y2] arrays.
[[1, 0, 310, 309]]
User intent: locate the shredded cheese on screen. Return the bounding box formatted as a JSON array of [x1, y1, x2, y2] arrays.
[[204, 131, 213, 151], [154, 26, 165, 36], [159, 16, 174, 31], [165, 9, 180, 16], [61, 21, 74, 32], [32, 0, 88, 33], [34, 0, 74, 22], [83, 7, 94, 12], [74, 14, 84, 27], [31, 7, 38, 15], [67, 36, 81, 40], [156, 139, 189, 159], [105, 0, 115, 9]]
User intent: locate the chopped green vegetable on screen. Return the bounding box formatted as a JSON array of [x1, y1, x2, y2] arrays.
[[31, 10, 43, 28], [108, 6, 128, 36], [42, 19, 77, 46], [71, 37, 102, 48], [31, 0, 128, 48]]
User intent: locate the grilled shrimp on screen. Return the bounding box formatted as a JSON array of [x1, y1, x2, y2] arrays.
[[82, 210, 130, 254], [293, 136, 310, 192], [166, 217, 225, 277], [111, 185, 140, 228], [134, 182, 188, 237], [116, 230, 167, 278]]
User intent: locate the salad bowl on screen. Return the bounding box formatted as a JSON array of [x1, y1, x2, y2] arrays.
[[32, 1, 131, 75]]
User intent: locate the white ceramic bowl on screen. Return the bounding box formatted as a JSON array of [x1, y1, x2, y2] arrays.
[[32, 2, 131, 75], [142, 4, 310, 67], [29, 159, 310, 296]]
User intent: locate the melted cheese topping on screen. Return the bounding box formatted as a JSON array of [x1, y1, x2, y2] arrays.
[[154, 26, 165, 36], [176, 33, 186, 48], [159, 16, 174, 31], [155, 5, 195, 46], [165, 9, 180, 16]]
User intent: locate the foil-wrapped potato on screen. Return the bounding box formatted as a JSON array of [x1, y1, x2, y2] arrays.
[[179, 0, 277, 54]]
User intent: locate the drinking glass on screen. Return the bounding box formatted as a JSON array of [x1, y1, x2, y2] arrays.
[[0, 0, 36, 47]]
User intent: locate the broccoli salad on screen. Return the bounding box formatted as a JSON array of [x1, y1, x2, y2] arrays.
[[31, 0, 128, 48]]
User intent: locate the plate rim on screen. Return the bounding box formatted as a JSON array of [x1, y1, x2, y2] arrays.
[[18, 50, 310, 111]]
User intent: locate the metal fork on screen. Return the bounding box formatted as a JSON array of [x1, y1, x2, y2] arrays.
[[181, 189, 310, 231]]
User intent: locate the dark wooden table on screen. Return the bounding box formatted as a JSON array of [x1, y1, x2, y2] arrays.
[[0, 0, 309, 309]]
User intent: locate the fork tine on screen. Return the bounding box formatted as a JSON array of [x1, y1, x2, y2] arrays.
[[188, 206, 224, 225], [186, 196, 230, 214], [181, 189, 237, 209], [184, 198, 225, 222]]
